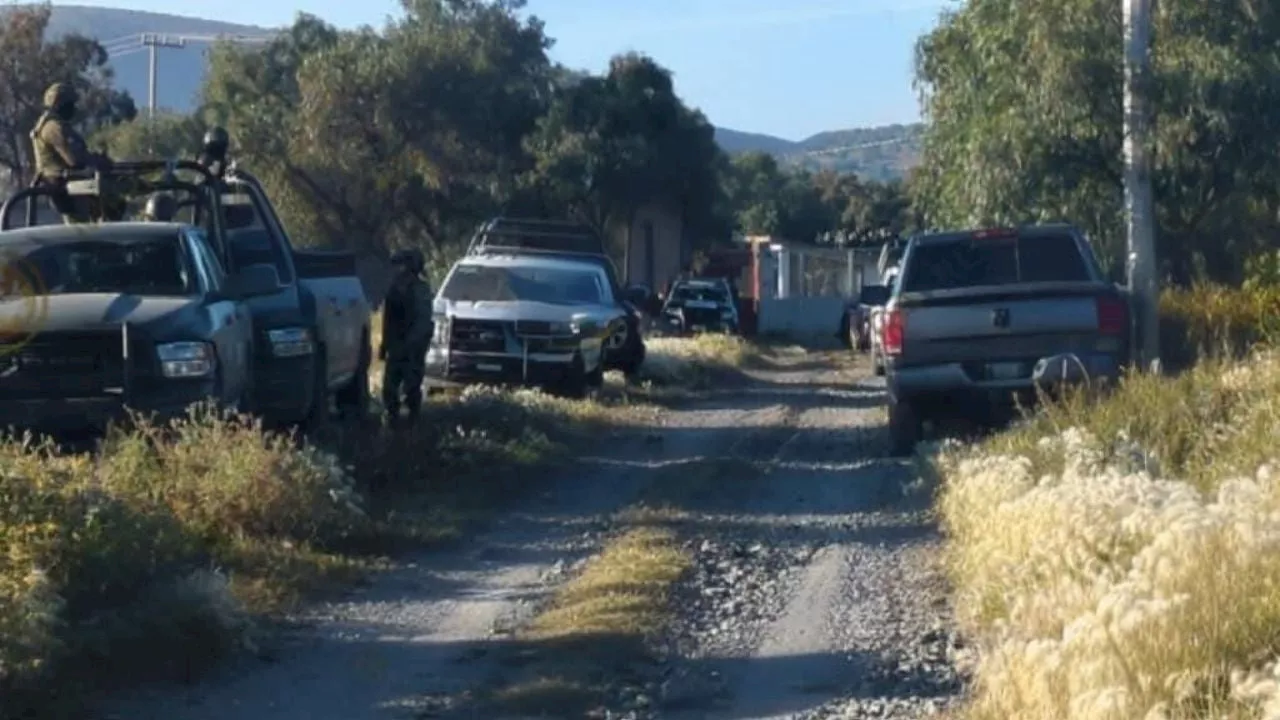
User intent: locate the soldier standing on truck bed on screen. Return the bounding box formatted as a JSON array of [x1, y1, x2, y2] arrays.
[[30, 82, 111, 224], [379, 248, 434, 427]]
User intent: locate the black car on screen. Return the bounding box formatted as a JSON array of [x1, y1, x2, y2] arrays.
[[661, 278, 738, 334], [841, 283, 891, 352]]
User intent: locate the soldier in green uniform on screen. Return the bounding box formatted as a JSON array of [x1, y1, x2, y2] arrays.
[[379, 248, 434, 427], [29, 82, 103, 224]]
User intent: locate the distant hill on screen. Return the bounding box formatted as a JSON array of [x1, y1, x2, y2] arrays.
[[714, 122, 923, 182], [30, 6, 921, 181]]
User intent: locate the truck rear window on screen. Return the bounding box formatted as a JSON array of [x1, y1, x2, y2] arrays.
[[902, 233, 1091, 292]]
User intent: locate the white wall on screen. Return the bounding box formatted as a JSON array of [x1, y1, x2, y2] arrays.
[[757, 296, 847, 337]]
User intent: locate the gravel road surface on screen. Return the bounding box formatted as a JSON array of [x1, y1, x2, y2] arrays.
[[105, 347, 963, 720]]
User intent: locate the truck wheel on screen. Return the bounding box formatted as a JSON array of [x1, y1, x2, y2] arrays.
[[336, 331, 371, 420], [887, 396, 921, 458], [304, 351, 329, 431]]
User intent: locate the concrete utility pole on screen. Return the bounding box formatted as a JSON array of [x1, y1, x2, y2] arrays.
[[141, 33, 186, 117], [1123, 0, 1160, 371]]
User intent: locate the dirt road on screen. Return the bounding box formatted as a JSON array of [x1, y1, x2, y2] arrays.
[[106, 349, 962, 720]]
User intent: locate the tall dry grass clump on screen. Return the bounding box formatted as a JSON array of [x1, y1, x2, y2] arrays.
[[0, 406, 365, 716], [930, 350, 1280, 720], [639, 334, 759, 387]]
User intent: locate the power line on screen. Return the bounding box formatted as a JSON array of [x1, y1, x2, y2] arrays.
[[99, 31, 278, 116]]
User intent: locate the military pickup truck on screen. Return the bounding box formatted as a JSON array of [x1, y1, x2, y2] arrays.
[[465, 217, 648, 377], [427, 252, 626, 397], [0, 158, 287, 433], [194, 132, 373, 427], [882, 224, 1130, 456], [0, 222, 281, 433]]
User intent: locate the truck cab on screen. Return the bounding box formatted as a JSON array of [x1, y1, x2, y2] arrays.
[[209, 167, 373, 426]]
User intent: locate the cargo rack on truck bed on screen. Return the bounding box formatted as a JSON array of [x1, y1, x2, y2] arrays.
[[464, 217, 606, 257]]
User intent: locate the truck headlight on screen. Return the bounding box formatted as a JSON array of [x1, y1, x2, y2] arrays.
[[267, 327, 314, 357], [432, 316, 448, 344], [570, 318, 598, 336], [157, 341, 216, 378]]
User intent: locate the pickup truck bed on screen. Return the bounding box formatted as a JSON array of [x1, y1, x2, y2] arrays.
[[883, 225, 1129, 455]]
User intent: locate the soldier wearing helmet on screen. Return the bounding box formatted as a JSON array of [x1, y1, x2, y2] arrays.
[[379, 247, 434, 427], [141, 193, 178, 222], [197, 127, 230, 177], [30, 82, 100, 223]]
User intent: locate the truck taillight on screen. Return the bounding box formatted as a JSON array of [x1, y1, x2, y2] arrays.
[[882, 309, 904, 355], [1096, 295, 1127, 336]]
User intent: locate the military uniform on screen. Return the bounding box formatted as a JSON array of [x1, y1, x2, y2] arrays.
[[380, 249, 434, 425], [30, 83, 98, 224]]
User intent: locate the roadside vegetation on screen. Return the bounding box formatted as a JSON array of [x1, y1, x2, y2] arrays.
[[928, 284, 1280, 720], [0, 330, 759, 719]]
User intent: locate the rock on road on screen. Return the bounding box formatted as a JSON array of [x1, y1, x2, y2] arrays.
[[104, 347, 964, 720]]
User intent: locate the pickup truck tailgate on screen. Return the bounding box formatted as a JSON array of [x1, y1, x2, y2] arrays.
[[898, 284, 1125, 366]]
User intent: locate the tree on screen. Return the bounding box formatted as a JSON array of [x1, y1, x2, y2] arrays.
[[524, 52, 724, 263], [0, 3, 136, 184], [913, 0, 1280, 283], [199, 2, 554, 262], [93, 112, 205, 161]]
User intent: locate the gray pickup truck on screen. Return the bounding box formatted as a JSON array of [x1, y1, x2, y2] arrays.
[[193, 131, 373, 427], [882, 224, 1130, 455]]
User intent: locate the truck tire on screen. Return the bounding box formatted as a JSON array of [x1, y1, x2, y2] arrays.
[[887, 396, 921, 458], [336, 330, 371, 420]]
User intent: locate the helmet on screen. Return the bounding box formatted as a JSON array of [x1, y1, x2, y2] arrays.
[[390, 248, 425, 275], [142, 193, 178, 222], [42, 82, 77, 111], [202, 126, 229, 156]]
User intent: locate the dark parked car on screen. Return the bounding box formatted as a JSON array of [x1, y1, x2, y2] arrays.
[[841, 284, 891, 352]]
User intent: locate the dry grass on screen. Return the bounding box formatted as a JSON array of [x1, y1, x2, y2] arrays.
[[927, 348, 1280, 720], [477, 457, 756, 716], [0, 375, 658, 718], [638, 333, 763, 388]]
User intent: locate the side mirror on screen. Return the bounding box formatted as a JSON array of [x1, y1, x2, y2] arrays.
[[222, 263, 282, 300]]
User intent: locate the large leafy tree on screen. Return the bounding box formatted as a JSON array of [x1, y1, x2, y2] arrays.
[[914, 0, 1280, 282], [523, 52, 724, 261], [199, 1, 553, 263]]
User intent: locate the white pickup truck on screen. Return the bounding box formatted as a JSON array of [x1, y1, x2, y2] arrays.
[[881, 225, 1130, 455]]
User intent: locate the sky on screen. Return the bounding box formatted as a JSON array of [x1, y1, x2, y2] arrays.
[[55, 0, 954, 140]]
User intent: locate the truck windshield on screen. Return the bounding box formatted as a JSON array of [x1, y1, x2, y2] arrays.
[[5, 235, 194, 297], [669, 285, 728, 304], [442, 264, 602, 305], [902, 232, 1091, 292]]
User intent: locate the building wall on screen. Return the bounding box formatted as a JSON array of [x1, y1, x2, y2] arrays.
[[618, 201, 684, 292]]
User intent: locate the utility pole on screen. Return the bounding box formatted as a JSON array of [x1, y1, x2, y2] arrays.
[[140, 34, 186, 117], [1123, 0, 1159, 371]]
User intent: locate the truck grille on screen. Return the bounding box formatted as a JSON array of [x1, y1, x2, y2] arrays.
[[450, 319, 508, 353], [682, 306, 721, 325], [0, 330, 126, 399]]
